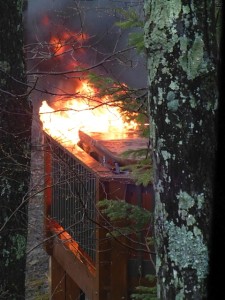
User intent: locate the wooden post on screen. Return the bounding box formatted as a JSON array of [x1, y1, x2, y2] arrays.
[[51, 257, 66, 300], [95, 180, 111, 300], [110, 237, 128, 299], [66, 273, 81, 300]]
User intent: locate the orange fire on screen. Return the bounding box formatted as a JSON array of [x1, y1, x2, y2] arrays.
[[40, 81, 137, 146], [50, 31, 89, 56], [39, 25, 137, 146]]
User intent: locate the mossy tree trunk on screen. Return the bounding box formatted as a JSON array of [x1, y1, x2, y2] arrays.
[[144, 1, 218, 298], [0, 1, 32, 298]]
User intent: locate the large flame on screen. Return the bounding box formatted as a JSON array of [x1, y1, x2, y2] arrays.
[[39, 26, 137, 146]]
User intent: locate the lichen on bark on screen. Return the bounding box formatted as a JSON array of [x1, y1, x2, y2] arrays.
[[179, 34, 207, 80], [144, 0, 218, 298], [166, 221, 209, 279]]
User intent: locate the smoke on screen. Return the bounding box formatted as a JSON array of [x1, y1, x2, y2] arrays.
[[24, 0, 147, 106]]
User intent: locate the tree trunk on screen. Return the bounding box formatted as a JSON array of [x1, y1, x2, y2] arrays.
[[144, 1, 218, 298], [0, 1, 32, 298]]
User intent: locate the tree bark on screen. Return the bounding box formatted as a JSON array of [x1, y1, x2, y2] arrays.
[[144, 1, 218, 298], [0, 1, 32, 298]]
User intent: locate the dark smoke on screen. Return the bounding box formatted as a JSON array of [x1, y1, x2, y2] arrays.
[[24, 0, 147, 107]]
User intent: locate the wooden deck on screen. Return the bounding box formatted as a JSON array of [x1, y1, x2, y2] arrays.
[[43, 132, 154, 299]]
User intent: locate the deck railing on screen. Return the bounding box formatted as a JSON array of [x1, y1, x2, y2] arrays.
[[43, 132, 155, 299], [47, 136, 97, 261]]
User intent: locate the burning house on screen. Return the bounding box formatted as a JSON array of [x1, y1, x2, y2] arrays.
[[44, 129, 155, 299], [25, 1, 154, 299]]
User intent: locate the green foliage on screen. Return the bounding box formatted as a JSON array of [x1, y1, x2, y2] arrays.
[[116, 8, 145, 53], [98, 199, 152, 237], [121, 149, 153, 186], [131, 275, 157, 300], [119, 96, 149, 136], [116, 8, 144, 29], [87, 72, 115, 95], [128, 31, 145, 54], [98, 198, 156, 299]]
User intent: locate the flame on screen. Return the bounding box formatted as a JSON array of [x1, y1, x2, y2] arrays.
[[40, 81, 137, 146], [50, 31, 89, 56], [39, 22, 137, 146]]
